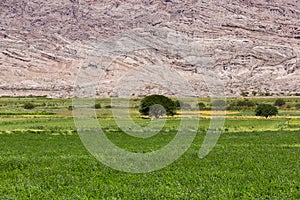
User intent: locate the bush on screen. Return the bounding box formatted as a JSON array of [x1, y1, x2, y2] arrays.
[[197, 102, 206, 110], [255, 104, 278, 118], [23, 102, 35, 110], [181, 103, 191, 110], [139, 94, 176, 118], [211, 99, 226, 110], [174, 100, 191, 110], [295, 104, 300, 110], [274, 99, 286, 107], [94, 103, 101, 109], [228, 99, 255, 110], [68, 105, 74, 111], [236, 99, 255, 107]]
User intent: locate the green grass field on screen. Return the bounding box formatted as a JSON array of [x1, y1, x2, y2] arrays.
[[0, 97, 299, 199]]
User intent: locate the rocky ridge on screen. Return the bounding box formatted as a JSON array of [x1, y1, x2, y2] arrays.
[[0, 0, 299, 97]]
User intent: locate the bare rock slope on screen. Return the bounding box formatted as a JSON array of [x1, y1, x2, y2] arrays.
[[0, 0, 299, 97]]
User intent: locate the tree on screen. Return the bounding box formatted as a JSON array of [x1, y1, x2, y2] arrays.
[[274, 99, 285, 107], [23, 102, 35, 110], [139, 94, 176, 118], [255, 104, 278, 118], [197, 102, 206, 110]]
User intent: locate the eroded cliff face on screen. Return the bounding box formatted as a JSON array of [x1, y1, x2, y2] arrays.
[[0, 0, 299, 97]]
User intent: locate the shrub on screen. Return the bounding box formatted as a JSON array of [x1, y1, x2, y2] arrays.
[[139, 94, 176, 118], [174, 100, 191, 110], [236, 99, 255, 107], [68, 105, 74, 111], [181, 103, 191, 110], [197, 102, 206, 110], [295, 104, 300, 110], [94, 103, 101, 109], [228, 99, 255, 110], [255, 104, 278, 118], [274, 99, 286, 107], [23, 102, 35, 110], [211, 99, 226, 110]]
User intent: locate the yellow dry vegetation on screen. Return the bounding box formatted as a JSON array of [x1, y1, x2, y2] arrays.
[[199, 115, 300, 119], [177, 110, 238, 116], [200, 111, 238, 115]]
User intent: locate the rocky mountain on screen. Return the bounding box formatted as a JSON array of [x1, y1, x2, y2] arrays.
[[0, 0, 299, 98]]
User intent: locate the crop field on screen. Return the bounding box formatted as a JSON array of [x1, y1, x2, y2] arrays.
[[0, 97, 300, 199]]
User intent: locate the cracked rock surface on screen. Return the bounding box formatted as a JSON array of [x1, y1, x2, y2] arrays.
[[0, 0, 299, 97]]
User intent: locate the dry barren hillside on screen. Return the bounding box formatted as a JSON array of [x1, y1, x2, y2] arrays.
[[0, 0, 299, 97]]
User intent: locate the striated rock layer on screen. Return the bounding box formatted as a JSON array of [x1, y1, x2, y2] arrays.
[[0, 0, 299, 97]]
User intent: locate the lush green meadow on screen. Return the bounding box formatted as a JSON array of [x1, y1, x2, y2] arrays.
[[0, 97, 299, 199]]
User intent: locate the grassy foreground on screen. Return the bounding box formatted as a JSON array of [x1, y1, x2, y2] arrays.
[[0, 97, 299, 199]]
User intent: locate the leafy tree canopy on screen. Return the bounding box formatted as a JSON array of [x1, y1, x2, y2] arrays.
[[255, 104, 278, 118], [23, 102, 35, 110], [197, 102, 206, 110], [139, 94, 176, 118]]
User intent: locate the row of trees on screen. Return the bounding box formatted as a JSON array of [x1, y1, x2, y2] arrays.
[[21, 95, 296, 119], [23, 102, 103, 111], [139, 95, 287, 118]]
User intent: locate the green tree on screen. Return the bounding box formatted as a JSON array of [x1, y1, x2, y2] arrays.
[[23, 102, 35, 110], [94, 103, 101, 109], [139, 94, 176, 118], [274, 99, 285, 107], [197, 102, 206, 110], [255, 104, 278, 118]]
